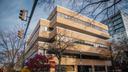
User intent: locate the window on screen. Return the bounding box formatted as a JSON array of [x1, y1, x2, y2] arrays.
[[73, 40, 94, 46], [114, 19, 122, 25], [48, 27, 54, 31], [40, 26, 47, 31], [66, 65, 74, 71], [78, 65, 92, 72], [56, 65, 74, 72], [107, 66, 113, 72], [112, 14, 121, 21], [73, 39, 109, 49], [95, 66, 105, 72], [114, 23, 124, 29], [115, 27, 125, 33], [57, 12, 107, 32]]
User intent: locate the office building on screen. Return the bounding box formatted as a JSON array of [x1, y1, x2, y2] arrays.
[[25, 6, 112, 72], [102, 11, 128, 38]]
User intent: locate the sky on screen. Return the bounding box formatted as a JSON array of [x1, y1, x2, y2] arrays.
[[0, 0, 33, 33], [0, 0, 128, 38], [0, 0, 48, 36], [0, 0, 70, 38]]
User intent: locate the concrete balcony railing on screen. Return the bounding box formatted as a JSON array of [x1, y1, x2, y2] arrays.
[[27, 25, 111, 57], [27, 19, 51, 48], [53, 57, 112, 66], [48, 6, 109, 31], [56, 17, 110, 39], [50, 16, 110, 39], [38, 29, 56, 40], [69, 44, 111, 58], [36, 41, 111, 58], [56, 27, 110, 46], [27, 29, 39, 49], [27, 28, 56, 49]]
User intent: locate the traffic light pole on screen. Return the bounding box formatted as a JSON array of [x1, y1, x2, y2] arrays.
[[23, 0, 38, 38], [22, 0, 39, 67]]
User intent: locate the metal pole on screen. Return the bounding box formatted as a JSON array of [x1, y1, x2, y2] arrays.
[[22, 0, 39, 67], [80, 51, 83, 72], [23, 0, 38, 38]]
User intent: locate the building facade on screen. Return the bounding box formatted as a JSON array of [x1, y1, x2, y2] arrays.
[[26, 6, 112, 72], [102, 11, 128, 72], [102, 11, 128, 38]]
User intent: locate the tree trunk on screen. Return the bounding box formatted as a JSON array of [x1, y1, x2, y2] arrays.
[[7, 65, 14, 72], [58, 57, 61, 72]]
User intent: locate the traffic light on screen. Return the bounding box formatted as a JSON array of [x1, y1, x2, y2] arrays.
[[19, 9, 27, 21], [17, 30, 24, 39]]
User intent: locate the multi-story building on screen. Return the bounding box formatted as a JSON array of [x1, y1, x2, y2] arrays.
[[25, 6, 112, 72], [102, 11, 128, 38], [101, 10, 128, 72]]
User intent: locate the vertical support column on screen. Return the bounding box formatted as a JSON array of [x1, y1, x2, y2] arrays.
[[105, 65, 108, 72], [74, 65, 78, 72], [50, 68, 55, 72], [92, 65, 95, 72], [42, 49, 45, 55]]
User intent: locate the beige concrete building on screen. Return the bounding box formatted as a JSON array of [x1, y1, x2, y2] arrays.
[[26, 6, 112, 72]]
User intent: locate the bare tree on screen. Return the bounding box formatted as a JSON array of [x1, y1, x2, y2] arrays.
[[0, 29, 25, 72], [69, 0, 128, 21], [111, 34, 128, 71], [47, 31, 74, 72], [38, 0, 128, 21], [112, 35, 128, 61]]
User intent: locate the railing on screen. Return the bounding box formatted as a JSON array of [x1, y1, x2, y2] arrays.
[[53, 56, 111, 65], [48, 42, 111, 57], [27, 23, 40, 44], [27, 28, 39, 48], [57, 12, 108, 33], [39, 28, 56, 39], [56, 17, 110, 39]]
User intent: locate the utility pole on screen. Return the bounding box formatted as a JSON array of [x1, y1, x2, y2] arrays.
[[23, 0, 38, 38], [18, 0, 39, 67]]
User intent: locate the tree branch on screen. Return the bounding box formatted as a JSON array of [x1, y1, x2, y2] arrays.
[[78, 0, 110, 13], [94, 0, 122, 19]]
